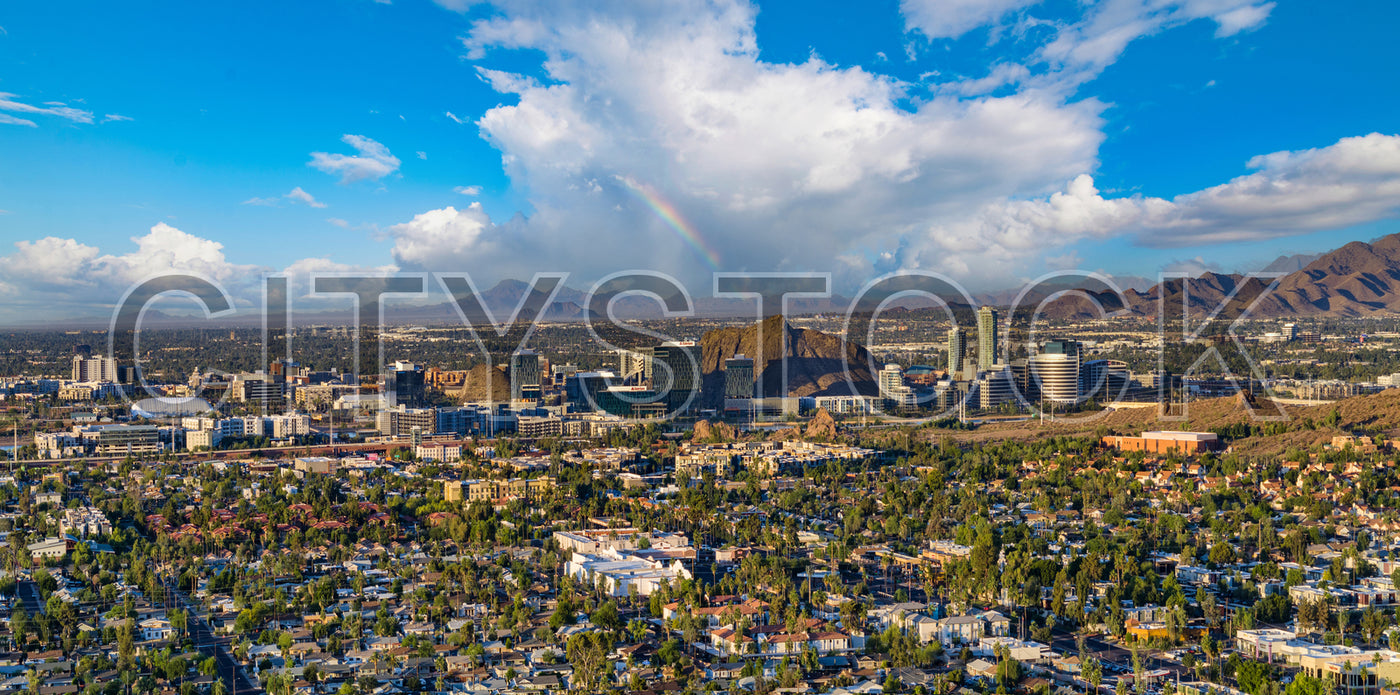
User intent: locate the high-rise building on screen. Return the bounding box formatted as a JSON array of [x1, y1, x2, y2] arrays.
[[617, 349, 649, 383], [947, 328, 967, 376], [385, 361, 427, 407], [879, 364, 915, 411], [977, 307, 999, 368], [71, 355, 118, 383], [724, 355, 755, 399], [270, 359, 304, 383], [1029, 340, 1082, 405], [977, 365, 1015, 409], [1080, 359, 1129, 403], [1010, 359, 1037, 405], [376, 406, 437, 437], [510, 350, 542, 401], [1283, 322, 1298, 341], [651, 341, 701, 411]]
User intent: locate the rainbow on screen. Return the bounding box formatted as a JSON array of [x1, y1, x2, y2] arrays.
[[618, 176, 721, 268]]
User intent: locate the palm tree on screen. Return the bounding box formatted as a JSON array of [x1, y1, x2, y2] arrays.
[[1083, 655, 1103, 695]]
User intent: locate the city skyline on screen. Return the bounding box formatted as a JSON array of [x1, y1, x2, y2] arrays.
[[2, 1, 1400, 325]]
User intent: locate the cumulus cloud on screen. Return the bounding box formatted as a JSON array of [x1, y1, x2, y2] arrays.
[[387, 204, 503, 270], [0, 92, 93, 126], [0, 223, 403, 320], [899, 133, 1400, 269], [1141, 132, 1400, 246], [443, 0, 1106, 287], [308, 134, 401, 184], [0, 224, 263, 319], [391, 0, 1361, 291], [453, 185, 483, 196], [243, 187, 328, 208]]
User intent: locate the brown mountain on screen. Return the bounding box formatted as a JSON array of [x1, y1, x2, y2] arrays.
[[455, 363, 512, 403], [1040, 233, 1400, 319], [698, 315, 878, 408]]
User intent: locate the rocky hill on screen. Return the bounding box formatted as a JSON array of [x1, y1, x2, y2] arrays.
[[1041, 233, 1400, 319], [455, 363, 512, 403], [698, 315, 878, 408]]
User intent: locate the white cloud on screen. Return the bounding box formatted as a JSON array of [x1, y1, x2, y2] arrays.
[[102, 114, 134, 123], [898, 133, 1400, 272], [900, 0, 1041, 40], [409, 0, 1383, 293], [0, 223, 406, 320], [1033, 0, 1274, 87], [433, 0, 476, 13], [0, 113, 37, 127], [446, 0, 1105, 287], [243, 187, 328, 208], [280, 257, 402, 301], [1161, 255, 1222, 277], [903, 0, 1274, 95], [327, 218, 351, 228], [0, 224, 265, 318], [0, 92, 94, 125], [1044, 251, 1082, 271], [387, 205, 502, 270], [453, 185, 483, 196], [285, 187, 327, 208], [445, 111, 469, 124], [417, 151, 428, 160], [308, 134, 401, 184], [1141, 132, 1400, 246]]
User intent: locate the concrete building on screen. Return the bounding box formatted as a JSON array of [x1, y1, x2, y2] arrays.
[[651, 341, 701, 411], [516, 415, 563, 438], [564, 547, 693, 597], [976, 366, 1016, 410], [947, 328, 967, 376], [384, 361, 427, 408], [1101, 431, 1221, 455], [724, 355, 755, 400], [1029, 340, 1081, 405], [416, 442, 463, 462], [977, 306, 998, 369], [269, 413, 310, 439], [186, 429, 221, 451], [510, 350, 542, 401], [71, 354, 118, 383], [376, 406, 437, 437], [879, 364, 915, 411], [1080, 359, 1129, 403]]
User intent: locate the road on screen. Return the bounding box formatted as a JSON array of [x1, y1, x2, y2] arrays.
[[1048, 623, 1191, 690], [16, 580, 43, 616], [162, 579, 262, 695]]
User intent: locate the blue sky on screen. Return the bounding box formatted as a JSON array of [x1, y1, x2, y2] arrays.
[[1, 0, 1399, 321]]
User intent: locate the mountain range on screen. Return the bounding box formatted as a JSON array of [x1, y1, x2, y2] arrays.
[[21, 234, 1400, 329], [1042, 233, 1400, 319]]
